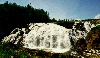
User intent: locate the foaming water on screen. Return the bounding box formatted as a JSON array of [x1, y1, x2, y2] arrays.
[[2, 22, 96, 53], [23, 23, 72, 53]]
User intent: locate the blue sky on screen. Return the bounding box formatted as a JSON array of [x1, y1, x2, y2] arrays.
[[0, 0, 100, 20]]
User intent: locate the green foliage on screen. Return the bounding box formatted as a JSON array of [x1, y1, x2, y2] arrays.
[[59, 54, 66, 58], [56, 21, 75, 29], [91, 25, 100, 34], [51, 18, 57, 22], [96, 25, 100, 30], [75, 22, 86, 31], [0, 42, 33, 58]]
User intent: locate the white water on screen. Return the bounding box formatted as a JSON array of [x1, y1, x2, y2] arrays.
[[23, 23, 72, 53], [2, 22, 96, 53]]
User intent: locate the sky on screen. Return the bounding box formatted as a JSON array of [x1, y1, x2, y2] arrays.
[[0, 0, 100, 20]]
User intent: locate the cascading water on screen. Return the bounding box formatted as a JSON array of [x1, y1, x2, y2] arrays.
[[2, 22, 94, 53], [23, 23, 72, 53]]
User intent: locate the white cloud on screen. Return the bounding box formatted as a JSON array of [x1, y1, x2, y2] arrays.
[[76, 19, 81, 20], [94, 14, 100, 19]]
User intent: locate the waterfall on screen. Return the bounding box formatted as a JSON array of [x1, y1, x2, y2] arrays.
[[2, 22, 91, 53], [22, 23, 72, 53]]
